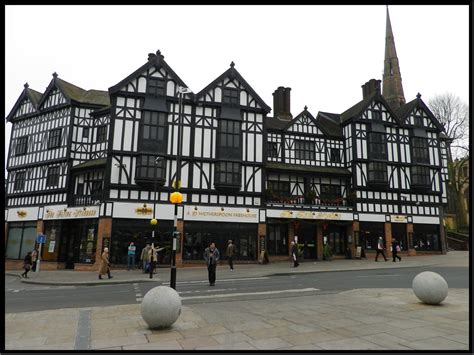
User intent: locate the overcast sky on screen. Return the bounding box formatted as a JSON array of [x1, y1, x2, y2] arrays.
[[4, 5, 469, 177]]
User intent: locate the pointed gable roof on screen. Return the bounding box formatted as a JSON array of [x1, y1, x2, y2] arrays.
[[340, 90, 401, 125], [38, 72, 110, 108], [195, 62, 271, 113], [316, 112, 343, 137], [395, 93, 445, 132], [285, 106, 324, 133], [5, 83, 42, 122], [108, 50, 189, 94]]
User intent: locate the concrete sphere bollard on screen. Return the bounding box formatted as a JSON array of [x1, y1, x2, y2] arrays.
[[412, 271, 448, 305], [141, 286, 182, 329]]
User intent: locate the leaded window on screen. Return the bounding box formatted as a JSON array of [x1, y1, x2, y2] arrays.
[[330, 148, 341, 163], [83, 127, 89, 139], [411, 137, 429, 164], [14, 171, 26, 191], [320, 184, 341, 201], [135, 155, 166, 181], [268, 142, 278, 159], [294, 140, 315, 160], [142, 111, 167, 141], [411, 166, 430, 187], [217, 119, 241, 159], [368, 132, 387, 160], [15, 136, 28, 156], [368, 162, 387, 183], [96, 125, 107, 143], [48, 128, 62, 149], [147, 77, 166, 97], [222, 88, 239, 106], [215, 162, 241, 186], [414, 115, 424, 127], [46, 166, 60, 187], [268, 180, 290, 197], [372, 110, 382, 121]]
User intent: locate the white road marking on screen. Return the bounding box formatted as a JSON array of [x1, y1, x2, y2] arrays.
[[133, 283, 142, 302], [356, 274, 402, 278], [180, 288, 320, 300], [162, 277, 269, 285], [136, 297, 143, 302], [178, 288, 237, 295], [13, 290, 20, 293]]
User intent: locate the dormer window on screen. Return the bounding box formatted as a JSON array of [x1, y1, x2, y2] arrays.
[[147, 77, 166, 97]]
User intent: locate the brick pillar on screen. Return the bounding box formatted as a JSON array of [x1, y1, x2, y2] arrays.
[[257, 223, 267, 256], [316, 224, 323, 260], [95, 217, 112, 271], [384, 222, 392, 257], [176, 220, 184, 267], [346, 223, 356, 257], [407, 223, 416, 256]]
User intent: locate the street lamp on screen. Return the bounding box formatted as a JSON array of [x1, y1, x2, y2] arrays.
[[149, 156, 162, 279], [170, 86, 192, 290]]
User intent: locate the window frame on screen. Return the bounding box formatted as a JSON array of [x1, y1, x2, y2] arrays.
[[147, 77, 166, 97], [82, 127, 90, 139], [48, 128, 62, 149], [96, 125, 107, 143], [411, 137, 430, 164], [14, 171, 26, 191], [368, 132, 387, 160], [368, 162, 388, 183], [214, 161, 242, 187], [414, 115, 424, 127], [217, 119, 241, 160], [411, 165, 431, 187], [330, 148, 341, 163], [46, 166, 60, 187], [294, 140, 315, 160], [268, 180, 291, 197], [135, 155, 167, 183], [372, 110, 382, 121], [320, 184, 341, 201], [222, 88, 240, 106], [15, 136, 28, 156], [267, 142, 278, 159]]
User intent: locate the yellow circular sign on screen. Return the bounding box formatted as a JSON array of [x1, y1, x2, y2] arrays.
[[150, 218, 158, 225], [170, 191, 183, 204]]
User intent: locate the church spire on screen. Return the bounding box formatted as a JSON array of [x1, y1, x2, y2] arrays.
[[382, 6, 405, 110]]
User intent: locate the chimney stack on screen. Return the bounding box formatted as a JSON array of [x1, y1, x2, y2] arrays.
[[272, 86, 293, 120], [361, 79, 381, 99]]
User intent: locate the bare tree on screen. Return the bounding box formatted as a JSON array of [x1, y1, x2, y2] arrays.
[[428, 93, 469, 159], [428, 93, 470, 231]]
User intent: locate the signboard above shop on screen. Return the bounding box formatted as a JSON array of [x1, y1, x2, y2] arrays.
[[184, 206, 258, 223], [43, 206, 99, 220]]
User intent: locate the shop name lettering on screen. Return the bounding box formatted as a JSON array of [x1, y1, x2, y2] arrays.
[[45, 209, 97, 218], [191, 211, 257, 219], [280, 211, 341, 220]]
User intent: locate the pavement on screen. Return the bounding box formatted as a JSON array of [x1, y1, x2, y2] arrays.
[[5, 251, 468, 286], [4, 251, 470, 350]]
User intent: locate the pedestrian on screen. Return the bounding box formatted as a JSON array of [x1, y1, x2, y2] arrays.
[[140, 243, 151, 273], [204, 242, 220, 286], [98, 248, 113, 279], [21, 251, 33, 278], [31, 247, 38, 272], [290, 241, 299, 267], [147, 244, 160, 275], [127, 242, 136, 271], [225, 239, 236, 271], [391, 238, 402, 262], [375, 236, 388, 262]]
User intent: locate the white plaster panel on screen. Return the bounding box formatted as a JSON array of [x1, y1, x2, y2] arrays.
[[184, 205, 258, 223], [113, 202, 175, 220]]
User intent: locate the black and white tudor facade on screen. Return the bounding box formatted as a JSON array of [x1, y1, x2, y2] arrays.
[[5, 51, 449, 270]]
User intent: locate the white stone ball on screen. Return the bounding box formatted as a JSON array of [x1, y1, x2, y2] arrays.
[[412, 271, 448, 305], [141, 286, 182, 329]]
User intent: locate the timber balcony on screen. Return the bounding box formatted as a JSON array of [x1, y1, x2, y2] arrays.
[[68, 193, 103, 207], [266, 194, 353, 211]]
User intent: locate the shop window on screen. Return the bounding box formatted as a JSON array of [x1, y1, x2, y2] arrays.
[[267, 224, 288, 255], [368, 132, 387, 160], [15, 136, 28, 156], [294, 140, 315, 160], [48, 128, 62, 149], [413, 225, 440, 251], [359, 222, 385, 251], [6, 222, 37, 260]]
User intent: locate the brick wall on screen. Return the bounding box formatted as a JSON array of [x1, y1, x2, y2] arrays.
[[94, 217, 112, 271], [384, 222, 392, 257]]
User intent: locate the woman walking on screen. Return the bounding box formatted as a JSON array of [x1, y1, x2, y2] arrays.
[[98, 248, 113, 279], [391, 238, 402, 262], [204, 242, 220, 286], [21, 252, 33, 278]]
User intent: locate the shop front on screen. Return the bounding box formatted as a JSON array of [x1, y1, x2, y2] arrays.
[[413, 224, 441, 251]]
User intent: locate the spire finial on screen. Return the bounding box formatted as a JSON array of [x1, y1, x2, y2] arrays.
[[230, 61, 235, 68], [24, 82, 29, 89], [304, 105, 308, 111], [156, 49, 164, 58], [416, 93, 421, 99], [52, 72, 58, 78]]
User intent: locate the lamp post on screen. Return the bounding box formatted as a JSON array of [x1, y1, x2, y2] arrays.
[[149, 157, 161, 279], [170, 86, 192, 290]]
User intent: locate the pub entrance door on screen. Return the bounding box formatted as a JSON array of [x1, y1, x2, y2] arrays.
[[295, 222, 317, 260]]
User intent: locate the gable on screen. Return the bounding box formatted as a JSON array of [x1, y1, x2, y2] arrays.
[[405, 106, 438, 129], [286, 112, 323, 135], [13, 97, 36, 119], [360, 100, 397, 124], [39, 87, 67, 110]]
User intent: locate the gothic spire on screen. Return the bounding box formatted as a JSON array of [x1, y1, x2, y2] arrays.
[[382, 6, 405, 110]]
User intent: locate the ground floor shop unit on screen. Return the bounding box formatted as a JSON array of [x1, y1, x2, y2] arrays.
[[5, 204, 447, 270]]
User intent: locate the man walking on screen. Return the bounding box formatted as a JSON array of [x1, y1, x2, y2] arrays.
[[204, 242, 220, 286], [225, 240, 236, 271], [290, 241, 299, 267], [375, 236, 388, 262], [127, 242, 136, 271], [391, 238, 402, 262], [140, 243, 151, 273]]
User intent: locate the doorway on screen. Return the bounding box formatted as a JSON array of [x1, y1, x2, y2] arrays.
[[391, 223, 407, 251], [295, 222, 317, 259]]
